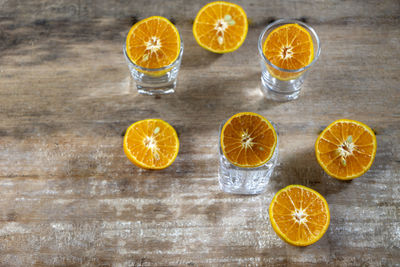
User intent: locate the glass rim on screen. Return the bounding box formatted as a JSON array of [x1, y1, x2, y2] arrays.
[[258, 19, 321, 73], [123, 33, 184, 72]]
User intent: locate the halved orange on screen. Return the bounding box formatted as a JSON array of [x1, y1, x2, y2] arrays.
[[193, 1, 248, 53], [263, 23, 314, 80], [315, 119, 377, 180], [269, 185, 330, 246], [123, 119, 179, 170], [220, 112, 277, 168], [126, 16, 180, 69]]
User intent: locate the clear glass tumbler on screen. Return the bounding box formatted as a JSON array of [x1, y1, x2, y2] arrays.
[[218, 121, 279, 195], [258, 19, 321, 101], [123, 38, 184, 95]]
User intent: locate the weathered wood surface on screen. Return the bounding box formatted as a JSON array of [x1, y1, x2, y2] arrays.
[[0, 0, 399, 266]]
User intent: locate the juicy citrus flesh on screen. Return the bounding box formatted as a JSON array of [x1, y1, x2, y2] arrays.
[[126, 16, 180, 69], [263, 23, 314, 80], [193, 1, 248, 53], [315, 119, 377, 180], [269, 185, 330, 246], [221, 112, 277, 168], [123, 119, 179, 170]]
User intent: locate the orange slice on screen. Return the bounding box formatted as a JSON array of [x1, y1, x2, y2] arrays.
[[126, 16, 180, 69], [193, 1, 248, 53], [220, 112, 277, 168], [269, 185, 330, 246], [315, 119, 377, 180], [263, 23, 314, 80], [123, 119, 179, 170]]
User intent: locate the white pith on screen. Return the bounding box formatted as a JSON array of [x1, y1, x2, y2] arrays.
[[144, 135, 160, 161], [214, 14, 235, 45], [145, 36, 162, 54], [293, 208, 308, 224], [280, 46, 294, 60], [337, 135, 355, 166], [241, 130, 254, 149]]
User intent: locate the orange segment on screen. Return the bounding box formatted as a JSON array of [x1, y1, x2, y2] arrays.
[[123, 119, 179, 170], [269, 185, 330, 246], [315, 119, 377, 180], [193, 1, 248, 53], [221, 112, 277, 168], [126, 16, 180, 69], [263, 23, 313, 80]]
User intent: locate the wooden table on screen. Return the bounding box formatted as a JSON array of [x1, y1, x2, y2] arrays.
[[1, 0, 399, 266]]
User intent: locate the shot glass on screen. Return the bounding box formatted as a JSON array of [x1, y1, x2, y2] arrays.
[[123, 37, 184, 95], [218, 121, 279, 195], [258, 19, 321, 101]]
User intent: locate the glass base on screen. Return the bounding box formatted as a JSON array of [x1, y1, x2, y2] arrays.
[[218, 166, 276, 195], [136, 81, 176, 95], [260, 65, 307, 101], [261, 80, 301, 101], [130, 69, 179, 95]]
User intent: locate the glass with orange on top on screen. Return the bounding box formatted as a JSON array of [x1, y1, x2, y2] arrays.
[[258, 19, 321, 101], [124, 16, 183, 95]]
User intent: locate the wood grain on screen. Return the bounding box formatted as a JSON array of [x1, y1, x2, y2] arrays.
[[0, 0, 399, 266]]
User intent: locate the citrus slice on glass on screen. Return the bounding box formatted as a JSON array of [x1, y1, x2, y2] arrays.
[[220, 112, 277, 168], [123, 119, 179, 170], [126, 16, 181, 69], [315, 119, 377, 180], [269, 185, 330, 246], [263, 23, 314, 80], [193, 1, 248, 53]]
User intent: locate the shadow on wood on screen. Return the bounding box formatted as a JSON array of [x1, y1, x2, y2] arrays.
[[270, 147, 352, 196]]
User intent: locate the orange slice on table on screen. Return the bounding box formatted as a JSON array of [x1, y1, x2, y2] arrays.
[[220, 112, 277, 168], [315, 119, 377, 180], [263, 23, 314, 80], [193, 1, 248, 53], [269, 185, 330, 246], [126, 16, 181, 70], [123, 119, 179, 170]]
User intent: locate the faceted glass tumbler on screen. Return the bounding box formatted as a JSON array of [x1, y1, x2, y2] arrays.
[[258, 19, 321, 101], [123, 38, 184, 95], [218, 121, 279, 195]]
